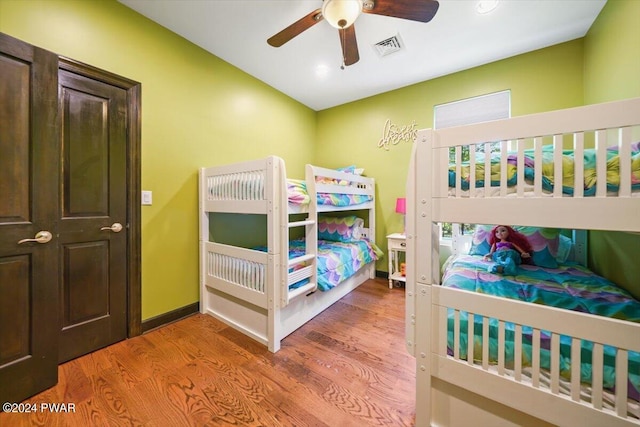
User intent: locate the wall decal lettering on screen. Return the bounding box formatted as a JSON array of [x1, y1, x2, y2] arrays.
[[378, 119, 418, 150]]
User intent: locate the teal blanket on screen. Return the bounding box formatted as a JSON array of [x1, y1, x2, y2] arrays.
[[443, 254, 640, 399], [290, 239, 382, 292]]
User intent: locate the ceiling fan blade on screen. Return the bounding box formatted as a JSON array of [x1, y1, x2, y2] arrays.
[[339, 25, 359, 66], [362, 0, 439, 23], [267, 8, 323, 47]]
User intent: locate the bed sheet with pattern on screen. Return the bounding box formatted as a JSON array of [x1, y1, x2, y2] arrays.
[[255, 239, 382, 292], [448, 142, 640, 195], [442, 254, 640, 400], [289, 239, 382, 292]]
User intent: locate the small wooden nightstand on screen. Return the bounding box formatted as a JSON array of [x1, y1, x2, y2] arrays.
[[386, 233, 406, 289]]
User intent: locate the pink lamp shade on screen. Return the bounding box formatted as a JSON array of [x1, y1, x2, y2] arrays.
[[395, 197, 406, 215]]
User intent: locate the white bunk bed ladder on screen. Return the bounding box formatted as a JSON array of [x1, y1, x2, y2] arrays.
[[281, 217, 318, 306], [278, 161, 318, 308]]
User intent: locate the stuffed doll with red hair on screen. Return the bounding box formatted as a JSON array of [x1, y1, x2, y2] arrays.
[[483, 225, 532, 274]]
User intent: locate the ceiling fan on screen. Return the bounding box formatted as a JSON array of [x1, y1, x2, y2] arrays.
[[267, 0, 440, 67]]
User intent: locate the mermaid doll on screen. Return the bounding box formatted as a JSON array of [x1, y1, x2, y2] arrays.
[[483, 225, 532, 275]]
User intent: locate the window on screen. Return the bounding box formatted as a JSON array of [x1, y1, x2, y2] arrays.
[[434, 90, 511, 130], [440, 223, 475, 238], [434, 90, 511, 239]]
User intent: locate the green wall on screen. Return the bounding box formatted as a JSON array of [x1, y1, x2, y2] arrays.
[[317, 40, 585, 269], [583, 0, 640, 299], [0, 0, 316, 320], [1, 0, 637, 319], [584, 0, 640, 104]]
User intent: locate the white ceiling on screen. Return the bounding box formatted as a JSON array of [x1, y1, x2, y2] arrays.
[[118, 0, 606, 111]]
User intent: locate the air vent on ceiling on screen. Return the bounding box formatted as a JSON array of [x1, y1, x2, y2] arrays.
[[373, 34, 404, 57]]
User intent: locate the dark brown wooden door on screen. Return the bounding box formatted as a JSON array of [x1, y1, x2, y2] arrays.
[[57, 69, 128, 363], [1, 32, 138, 403], [0, 34, 60, 403]]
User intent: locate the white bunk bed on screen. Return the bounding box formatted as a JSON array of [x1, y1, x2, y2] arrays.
[[199, 156, 377, 352], [406, 98, 640, 426]]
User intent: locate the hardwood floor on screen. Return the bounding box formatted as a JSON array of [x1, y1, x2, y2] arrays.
[[1, 278, 415, 426]]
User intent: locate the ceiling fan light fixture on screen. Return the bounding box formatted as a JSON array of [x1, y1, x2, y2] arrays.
[[322, 0, 363, 29]]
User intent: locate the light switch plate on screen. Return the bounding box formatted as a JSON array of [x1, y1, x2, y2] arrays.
[[142, 190, 152, 205]]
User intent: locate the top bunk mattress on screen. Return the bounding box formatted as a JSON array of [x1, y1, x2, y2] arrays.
[[448, 141, 640, 197], [287, 178, 373, 210]]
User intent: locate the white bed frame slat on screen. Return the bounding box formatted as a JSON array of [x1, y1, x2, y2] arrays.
[[617, 349, 630, 417], [407, 98, 640, 427], [550, 332, 560, 394], [497, 319, 505, 375], [453, 310, 460, 360], [593, 343, 604, 410], [531, 328, 541, 388], [553, 134, 564, 197], [517, 138, 525, 197], [514, 324, 522, 382], [571, 337, 581, 402], [454, 146, 462, 196], [500, 140, 508, 197], [620, 126, 633, 197], [596, 130, 608, 198], [467, 312, 474, 367], [483, 142, 491, 195], [534, 137, 543, 196], [469, 144, 477, 197], [482, 316, 489, 371], [574, 132, 585, 198]]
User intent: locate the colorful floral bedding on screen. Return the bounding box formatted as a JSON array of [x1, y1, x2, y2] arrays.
[[287, 179, 373, 207], [448, 142, 640, 195], [442, 254, 640, 400], [290, 238, 382, 292], [255, 238, 382, 292]]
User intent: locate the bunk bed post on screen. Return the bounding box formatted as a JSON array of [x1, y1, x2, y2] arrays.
[[406, 141, 418, 356], [573, 229, 588, 266], [199, 168, 208, 315], [267, 156, 282, 352], [305, 164, 319, 294], [368, 188, 376, 279], [409, 129, 439, 426]]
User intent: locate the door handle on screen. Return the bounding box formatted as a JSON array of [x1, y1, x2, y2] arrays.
[[100, 223, 123, 233], [18, 231, 53, 244]]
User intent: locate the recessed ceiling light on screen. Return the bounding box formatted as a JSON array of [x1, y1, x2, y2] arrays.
[[315, 64, 330, 79], [476, 0, 499, 14]]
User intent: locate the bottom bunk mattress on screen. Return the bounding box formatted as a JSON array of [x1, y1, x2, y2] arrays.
[[441, 254, 640, 402], [255, 238, 382, 292], [289, 238, 382, 292]]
